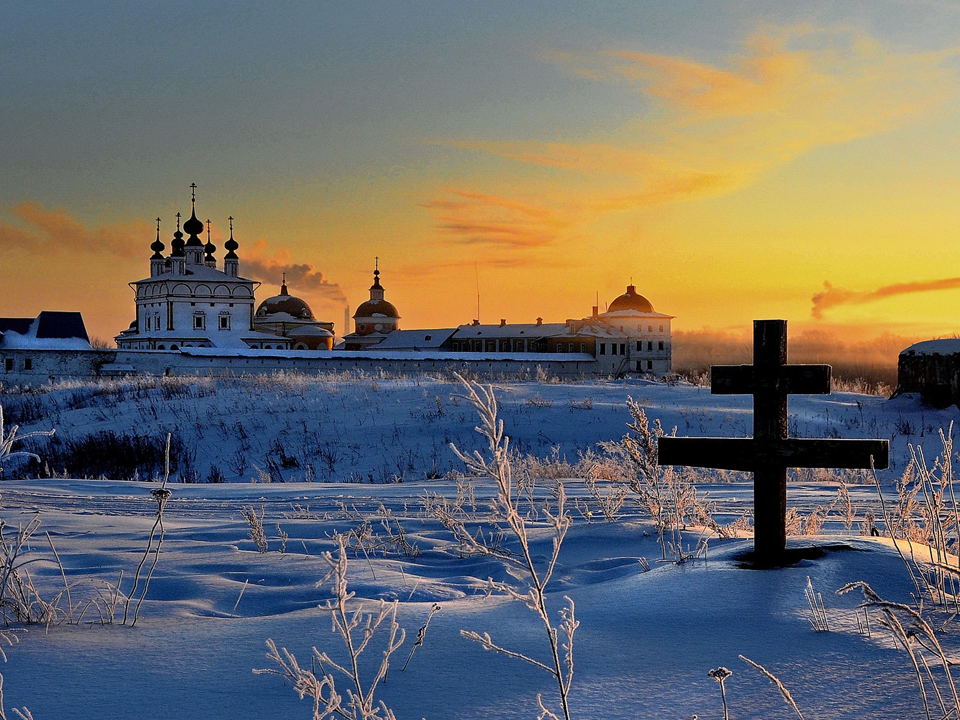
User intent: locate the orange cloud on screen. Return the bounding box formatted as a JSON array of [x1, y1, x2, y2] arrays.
[[431, 26, 959, 250], [420, 189, 573, 249], [0, 202, 147, 258], [811, 277, 960, 319]]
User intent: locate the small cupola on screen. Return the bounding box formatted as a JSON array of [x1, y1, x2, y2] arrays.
[[204, 219, 217, 268]]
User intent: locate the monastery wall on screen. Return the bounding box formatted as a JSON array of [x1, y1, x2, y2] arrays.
[[0, 348, 601, 387]]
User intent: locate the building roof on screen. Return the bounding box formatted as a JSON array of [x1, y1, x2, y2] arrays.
[[0, 312, 91, 349], [374, 329, 457, 350], [132, 264, 256, 285], [901, 339, 960, 356], [453, 322, 570, 340], [0, 318, 34, 335]]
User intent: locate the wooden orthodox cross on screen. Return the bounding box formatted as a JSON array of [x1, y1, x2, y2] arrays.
[[657, 320, 889, 564]]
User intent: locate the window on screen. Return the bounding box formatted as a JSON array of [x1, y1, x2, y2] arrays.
[[620, 343, 626, 355], [599, 343, 606, 355], [193, 313, 206, 330], [580, 343, 586, 353], [23, 359, 32, 370], [611, 344, 617, 356], [648, 341, 653, 351], [659, 325, 664, 332], [658, 341, 664, 351], [3, 359, 11, 372], [647, 360, 653, 370], [218, 314, 230, 330], [144, 316, 151, 331], [636, 341, 642, 352]]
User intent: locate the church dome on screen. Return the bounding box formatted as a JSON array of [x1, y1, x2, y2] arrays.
[[354, 298, 400, 319], [607, 284, 654, 313], [256, 282, 315, 320]]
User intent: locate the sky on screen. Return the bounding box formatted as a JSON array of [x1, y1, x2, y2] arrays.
[[2, 1, 960, 354]]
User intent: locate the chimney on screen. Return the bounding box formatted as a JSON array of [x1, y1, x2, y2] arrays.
[[472, 319, 480, 326], [500, 318, 506, 327], [592, 305, 599, 318], [536, 317, 543, 326]]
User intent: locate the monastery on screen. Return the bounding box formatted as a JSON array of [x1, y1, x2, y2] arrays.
[[0, 186, 674, 385]]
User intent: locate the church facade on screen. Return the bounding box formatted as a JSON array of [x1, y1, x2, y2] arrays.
[[116, 188, 309, 351]]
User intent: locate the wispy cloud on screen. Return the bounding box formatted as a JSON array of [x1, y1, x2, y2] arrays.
[[811, 277, 960, 319], [420, 189, 573, 249], [429, 25, 960, 252], [0, 202, 146, 258], [244, 239, 347, 306]]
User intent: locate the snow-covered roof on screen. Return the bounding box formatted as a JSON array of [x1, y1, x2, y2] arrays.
[[598, 308, 674, 320], [133, 265, 256, 285], [286, 325, 334, 338], [117, 328, 291, 349], [374, 329, 457, 350], [175, 346, 596, 362], [453, 323, 570, 340], [0, 312, 91, 349], [901, 338, 960, 356]]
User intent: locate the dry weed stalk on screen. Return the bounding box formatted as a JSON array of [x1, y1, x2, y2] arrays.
[[838, 580, 960, 720], [449, 376, 578, 720], [0, 405, 54, 473], [256, 534, 404, 720], [241, 505, 269, 553], [602, 399, 716, 560], [804, 577, 829, 632], [123, 433, 172, 627], [738, 655, 805, 720]]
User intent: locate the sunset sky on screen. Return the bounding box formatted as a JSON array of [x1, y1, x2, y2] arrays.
[[3, 1, 960, 354]]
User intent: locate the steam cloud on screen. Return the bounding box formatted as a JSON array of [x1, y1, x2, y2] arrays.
[[811, 278, 960, 319], [243, 258, 348, 306]]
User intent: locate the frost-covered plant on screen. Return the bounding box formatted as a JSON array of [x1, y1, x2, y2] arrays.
[[838, 580, 960, 720], [123, 434, 172, 627], [449, 377, 578, 720], [707, 667, 732, 720], [600, 399, 714, 561], [738, 655, 806, 720], [870, 426, 960, 613], [0, 405, 54, 475], [241, 505, 269, 553], [256, 534, 404, 720]]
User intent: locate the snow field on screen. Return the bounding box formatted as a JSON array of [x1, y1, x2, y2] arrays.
[[0, 375, 958, 718]]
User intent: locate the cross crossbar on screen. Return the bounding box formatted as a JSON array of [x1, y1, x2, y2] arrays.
[[711, 364, 831, 396], [657, 437, 888, 472]]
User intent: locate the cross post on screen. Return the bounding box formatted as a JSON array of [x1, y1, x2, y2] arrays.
[[657, 320, 889, 565]]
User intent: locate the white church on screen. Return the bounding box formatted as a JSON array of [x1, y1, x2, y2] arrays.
[[116, 186, 325, 351]]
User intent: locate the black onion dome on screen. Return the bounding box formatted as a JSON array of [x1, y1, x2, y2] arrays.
[[607, 284, 654, 313], [171, 224, 185, 257], [224, 223, 239, 259], [183, 208, 204, 247], [150, 222, 165, 259]]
